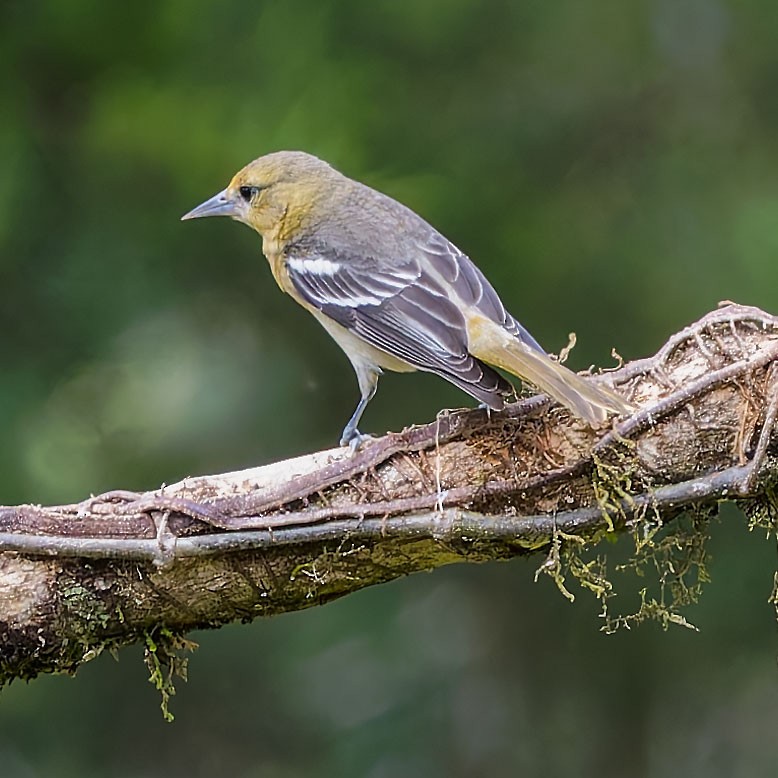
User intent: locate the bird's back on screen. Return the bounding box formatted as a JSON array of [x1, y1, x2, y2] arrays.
[[299, 177, 547, 355]]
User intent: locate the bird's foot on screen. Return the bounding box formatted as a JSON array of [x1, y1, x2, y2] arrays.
[[340, 428, 375, 451], [477, 402, 492, 418]]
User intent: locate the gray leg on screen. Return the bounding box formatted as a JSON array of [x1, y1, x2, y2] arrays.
[[339, 363, 381, 449]]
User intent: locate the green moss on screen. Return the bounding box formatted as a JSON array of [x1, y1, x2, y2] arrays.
[[61, 582, 111, 632], [591, 447, 638, 533], [143, 628, 197, 722], [537, 505, 713, 633]]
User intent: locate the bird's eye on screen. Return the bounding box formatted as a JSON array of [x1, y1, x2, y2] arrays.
[[239, 185, 258, 202]]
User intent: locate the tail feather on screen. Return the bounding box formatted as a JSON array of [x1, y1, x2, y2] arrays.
[[468, 317, 633, 425]]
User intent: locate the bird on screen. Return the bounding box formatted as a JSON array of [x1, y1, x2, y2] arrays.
[[182, 151, 632, 447]]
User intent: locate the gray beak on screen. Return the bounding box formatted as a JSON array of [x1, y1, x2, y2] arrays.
[[181, 189, 237, 221]]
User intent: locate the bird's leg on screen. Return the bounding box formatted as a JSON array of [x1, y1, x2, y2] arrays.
[[340, 364, 380, 449], [340, 399, 373, 450]]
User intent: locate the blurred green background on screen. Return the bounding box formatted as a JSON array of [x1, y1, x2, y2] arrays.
[[2, 1, 778, 775]]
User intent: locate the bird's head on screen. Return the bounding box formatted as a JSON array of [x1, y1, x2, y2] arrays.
[[181, 151, 342, 239]]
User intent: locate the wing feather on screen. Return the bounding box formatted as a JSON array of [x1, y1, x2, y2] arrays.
[[421, 233, 545, 354], [285, 245, 513, 407]]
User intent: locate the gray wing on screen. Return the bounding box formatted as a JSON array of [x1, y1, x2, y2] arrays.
[[285, 242, 515, 408], [419, 233, 546, 355]]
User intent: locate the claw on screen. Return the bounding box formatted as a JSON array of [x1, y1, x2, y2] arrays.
[[340, 429, 375, 451]]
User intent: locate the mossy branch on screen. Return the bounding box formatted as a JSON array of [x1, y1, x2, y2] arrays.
[[2, 302, 778, 688]]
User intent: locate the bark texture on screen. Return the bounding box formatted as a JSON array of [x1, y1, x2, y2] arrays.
[[2, 303, 778, 686]]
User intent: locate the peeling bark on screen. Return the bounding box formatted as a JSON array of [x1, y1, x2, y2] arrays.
[[2, 303, 778, 685]]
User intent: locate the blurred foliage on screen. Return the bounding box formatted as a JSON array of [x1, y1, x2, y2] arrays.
[[1, 1, 778, 776]]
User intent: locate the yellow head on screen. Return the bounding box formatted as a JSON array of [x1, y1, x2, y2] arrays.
[[181, 151, 344, 239]]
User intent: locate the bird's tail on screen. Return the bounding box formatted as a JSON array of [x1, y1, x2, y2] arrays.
[[468, 317, 633, 426]]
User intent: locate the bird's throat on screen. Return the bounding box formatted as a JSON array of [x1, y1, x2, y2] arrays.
[[261, 235, 298, 298]]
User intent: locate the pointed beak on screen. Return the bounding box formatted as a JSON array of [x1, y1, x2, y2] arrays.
[[181, 189, 237, 221]]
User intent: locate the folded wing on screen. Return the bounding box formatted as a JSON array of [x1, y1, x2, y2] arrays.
[[285, 245, 514, 409]]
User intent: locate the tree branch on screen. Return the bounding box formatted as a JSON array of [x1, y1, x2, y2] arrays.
[[2, 302, 778, 686]]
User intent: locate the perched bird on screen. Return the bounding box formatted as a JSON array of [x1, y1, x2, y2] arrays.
[[182, 151, 631, 447]]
